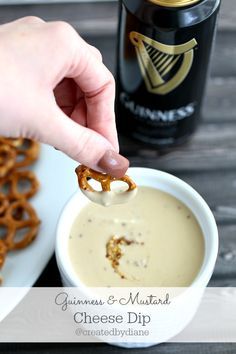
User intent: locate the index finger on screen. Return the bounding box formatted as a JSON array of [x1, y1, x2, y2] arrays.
[[67, 36, 119, 152]]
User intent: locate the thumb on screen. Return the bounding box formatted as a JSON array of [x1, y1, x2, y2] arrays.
[[38, 107, 129, 178]]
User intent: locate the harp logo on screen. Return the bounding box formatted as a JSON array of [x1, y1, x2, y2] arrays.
[[130, 31, 197, 95]]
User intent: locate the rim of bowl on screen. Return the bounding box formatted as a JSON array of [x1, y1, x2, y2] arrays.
[[55, 167, 218, 292]]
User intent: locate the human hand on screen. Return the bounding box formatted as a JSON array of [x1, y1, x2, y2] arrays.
[[0, 17, 129, 177]]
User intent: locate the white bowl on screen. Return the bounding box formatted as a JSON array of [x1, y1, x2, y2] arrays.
[[55, 167, 218, 347]]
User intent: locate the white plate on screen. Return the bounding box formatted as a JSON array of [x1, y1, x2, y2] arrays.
[[0, 144, 77, 321]]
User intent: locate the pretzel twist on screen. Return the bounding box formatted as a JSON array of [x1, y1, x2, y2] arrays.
[[0, 137, 41, 284], [0, 200, 40, 250], [0, 240, 7, 268], [0, 137, 24, 148], [0, 145, 17, 178], [0, 194, 9, 216], [0, 170, 39, 201], [15, 139, 40, 168], [75, 165, 137, 192]]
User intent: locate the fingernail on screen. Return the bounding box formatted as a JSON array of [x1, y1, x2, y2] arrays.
[[98, 150, 130, 178]]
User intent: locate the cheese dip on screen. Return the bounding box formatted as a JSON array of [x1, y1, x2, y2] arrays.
[[69, 186, 204, 287]]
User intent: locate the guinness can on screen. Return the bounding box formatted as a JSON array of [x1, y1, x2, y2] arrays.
[[116, 0, 221, 147]]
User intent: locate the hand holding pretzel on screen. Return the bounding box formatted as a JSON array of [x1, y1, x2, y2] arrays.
[[0, 17, 130, 177]]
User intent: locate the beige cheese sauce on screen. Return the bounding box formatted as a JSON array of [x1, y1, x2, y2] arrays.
[[69, 186, 205, 287]]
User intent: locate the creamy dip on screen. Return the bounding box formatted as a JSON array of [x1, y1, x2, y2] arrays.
[[82, 188, 137, 207], [69, 186, 205, 287]]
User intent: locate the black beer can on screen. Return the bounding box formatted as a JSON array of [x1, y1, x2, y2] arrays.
[[116, 0, 221, 147]]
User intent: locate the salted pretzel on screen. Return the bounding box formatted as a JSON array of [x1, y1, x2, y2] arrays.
[[0, 145, 16, 178], [0, 137, 41, 284], [0, 194, 9, 216], [0, 137, 24, 148], [0, 240, 7, 268], [0, 170, 39, 201], [14, 139, 40, 168], [0, 199, 40, 250], [75, 165, 137, 192]]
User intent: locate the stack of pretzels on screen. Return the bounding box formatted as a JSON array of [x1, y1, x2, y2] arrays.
[[0, 138, 41, 284]]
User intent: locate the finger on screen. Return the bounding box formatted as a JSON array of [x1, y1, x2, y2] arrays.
[[10, 16, 45, 25], [71, 98, 87, 127], [54, 78, 78, 116], [39, 105, 129, 178], [43, 22, 118, 152], [86, 44, 103, 62], [54, 78, 87, 125], [66, 37, 119, 152]]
